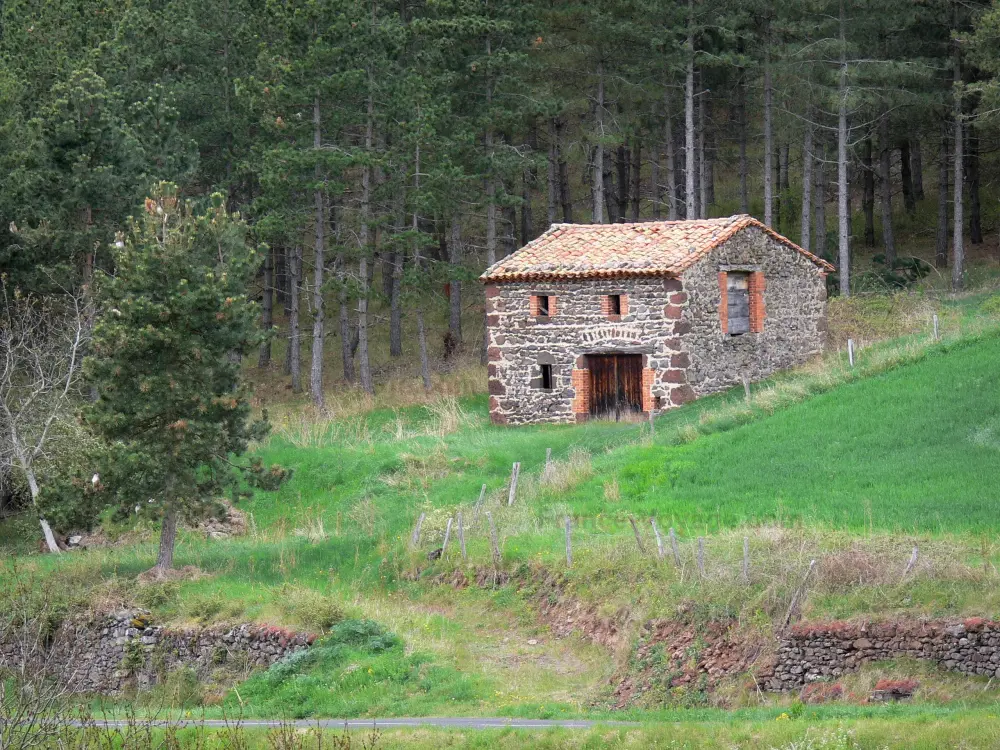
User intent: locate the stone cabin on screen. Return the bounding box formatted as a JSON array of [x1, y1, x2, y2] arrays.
[[481, 215, 834, 426]]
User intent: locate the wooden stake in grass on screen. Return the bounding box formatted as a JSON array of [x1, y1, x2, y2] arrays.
[[506, 462, 521, 506], [742, 375, 751, 401], [900, 544, 919, 583], [441, 517, 453, 557], [783, 558, 817, 628], [486, 511, 501, 567], [847, 338, 855, 367], [650, 519, 665, 560], [544, 448, 552, 481], [697, 536, 705, 576], [410, 513, 425, 548], [669, 527, 682, 567], [648, 409, 655, 435], [933, 314, 940, 341], [742, 536, 750, 583], [457, 511, 467, 560], [565, 516, 572, 568], [473, 484, 486, 521], [629, 516, 647, 555]]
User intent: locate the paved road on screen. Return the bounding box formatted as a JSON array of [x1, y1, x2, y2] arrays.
[[90, 718, 637, 731]]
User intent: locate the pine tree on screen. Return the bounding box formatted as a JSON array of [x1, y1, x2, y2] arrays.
[[83, 184, 281, 573]]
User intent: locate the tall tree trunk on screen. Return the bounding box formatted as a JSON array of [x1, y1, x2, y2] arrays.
[[338, 279, 354, 381], [775, 142, 786, 230], [706, 100, 715, 207], [952, 33, 964, 291], [763, 44, 774, 227], [289, 246, 302, 392], [900, 138, 916, 214], [310, 96, 325, 408], [557, 118, 572, 222], [603, 150, 617, 224], [652, 143, 661, 219], [630, 140, 641, 221], [521, 122, 537, 243], [258, 246, 273, 368], [449, 218, 462, 345], [665, 90, 677, 220], [698, 88, 707, 218], [23, 467, 59, 554], [879, 115, 896, 267], [547, 117, 558, 226], [389, 250, 403, 356], [593, 61, 605, 224], [155, 504, 178, 572], [738, 72, 749, 215], [815, 142, 827, 254], [357, 86, 375, 396], [685, 8, 696, 221], [482, 42, 496, 366], [968, 121, 982, 245], [862, 138, 876, 247], [912, 138, 925, 199], [276, 241, 288, 314], [837, 0, 850, 297], [615, 143, 629, 222], [413, 142, 431, 391], [800, 121, 813, 252], [936, 118, 949, 269]]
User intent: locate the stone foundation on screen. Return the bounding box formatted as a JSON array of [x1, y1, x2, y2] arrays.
[[0, 609, 313, 694]]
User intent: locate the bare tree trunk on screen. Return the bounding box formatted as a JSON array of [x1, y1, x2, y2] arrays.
[[413, 142, 432, 391], [936, 118, 949, 269], [593, 61, 605, 224], [603, 149, 617, 224], [449, 218, 462, 345], [900, 138, 916, 215], [556, 118, 572, 222], [389, 250, 403, 356], [630, 141, 641, 221], [837, 0, 851, 297], [862, 138, 876, 247], [912, 138, 924, 199], [968, 122, 982, 245], [258, 246, 272, 368], [21, 468, 59, 553], [547, 118, 558, 225], [801, 121, 813, 252], [615, 143, 628, 222], [357, 88, 375, 396], [952, 35, 964, 291], [665, 90, 677, 220], [685, 6, 696, 221], [698, 91, 708, 219], [289, 246, 302, 392], [776, 142, 787, 230], [652, 142, 661, 219], [879, 115, 896, 267], [310, 96, 325, 408], [338, 279, 354, 382], [763, 51, 774, 227], [155, 504, 178, 572], [738, 72, 749, 214], [815, 142, 827, 254]]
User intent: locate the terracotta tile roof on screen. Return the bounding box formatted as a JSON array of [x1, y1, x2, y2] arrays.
[[480, 214, 835, 283]]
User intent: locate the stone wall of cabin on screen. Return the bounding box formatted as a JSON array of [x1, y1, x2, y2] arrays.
[[485, 226, 828, 426], [679, 225, 828, 397]]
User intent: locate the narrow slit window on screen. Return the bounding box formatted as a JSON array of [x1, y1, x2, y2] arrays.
[[537, 295, 550, 316], [540, 364, 554, 390], [727, 273, 750, 335], [608, 294, 622, 315]]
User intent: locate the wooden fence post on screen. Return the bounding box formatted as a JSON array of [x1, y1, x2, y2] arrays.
[[697, 537, 705, 576], [650, 519, 665, 560], [410, 513, 425, 548], [648, 409, 655, 435], [473, 484, 487, 521], [900, 545, 919, 583], [565, 516, 572, 568], [457, 511, 467, 560], [783, 559, 817, 628], [486, 512, 501, 567], [669, 527, 682, 567], [629, 516, 647, 555], [506, 462, 521, 506], [742, 375, 751, 401], [543, 448, 553, 481], [441, 517, 453, 556], [742, 536, 750, 583], [933, 314, 939, 341], [847, 339, 855, 367]]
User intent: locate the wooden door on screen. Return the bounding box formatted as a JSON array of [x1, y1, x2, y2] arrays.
[[589, 354, 643, 420], [727, 273, 750, 335]]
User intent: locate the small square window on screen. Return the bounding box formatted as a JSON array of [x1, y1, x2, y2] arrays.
[[537, 295, 550, 316], [540, 364, 554, 390], [608, 294, 622, 315]]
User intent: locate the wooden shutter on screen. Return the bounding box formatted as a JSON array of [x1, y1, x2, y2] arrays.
[[726, 273, 750, 335]]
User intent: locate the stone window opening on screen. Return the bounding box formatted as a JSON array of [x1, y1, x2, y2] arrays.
[[539, 363, 554, 390], [609, 294, 622, 315], [601, 293, 627, 319], [531, 294, 556, 318]]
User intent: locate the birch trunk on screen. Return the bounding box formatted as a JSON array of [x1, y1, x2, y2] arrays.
[[593, 61, 605, 224], [936, 119, 949, 269], [698, 90, 707, 219], [449, 218, 462, 344], [763, 46, 774, 227], [310, 96, 325, 408], [21, 464, 59, 553], [258, 246, 272, 368], [837, 0, 851, 297], [684, 6, 696, 221], [879, 116, 896, 267], [800, 122, 813, 252]]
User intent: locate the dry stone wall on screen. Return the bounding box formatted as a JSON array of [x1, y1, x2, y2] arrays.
[[761, 618, 1000, 691], [0, 609, 313, 695]]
